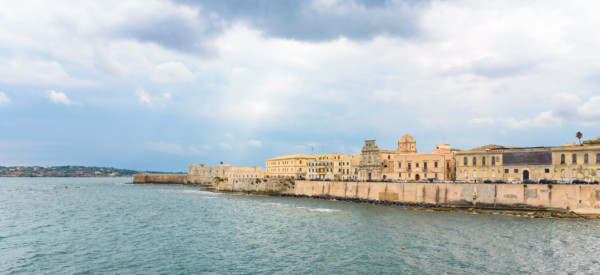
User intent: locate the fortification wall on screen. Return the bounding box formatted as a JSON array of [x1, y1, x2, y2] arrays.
[[133, 174, 188, 185], [132, 175, 600, 214], [242, 180, 600, 214]]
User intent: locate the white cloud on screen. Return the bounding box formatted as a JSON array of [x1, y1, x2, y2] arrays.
[[497, 94, 600, 129], [135, 87, 153, 106], [247, 140, 262, 147], [135, 87, 172, 107], [469, 117, 496, 126], [45, 90, 82, 106], [0, 92, 10, 105], [152, 61, 194, 82], [0, 58, 94, 86]]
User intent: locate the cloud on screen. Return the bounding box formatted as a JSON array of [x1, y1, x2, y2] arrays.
[[0, 92, 10, 105], [45, 90, 82, 106], [218, 142, 233, 150], [135, 87, 172, 107], [469, 117, 496, 126], [0, 58, 94, 86], [170, 0, 424, 42], [497, 94, 600, 129], [247, 140, 262, 147], [152, 61, 194, 82], [110, 0, 224, 54]]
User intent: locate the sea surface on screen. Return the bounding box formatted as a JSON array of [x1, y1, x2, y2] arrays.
[[1, 177, 599, 274]]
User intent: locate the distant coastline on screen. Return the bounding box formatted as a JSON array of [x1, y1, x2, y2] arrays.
[[0, 165, 182, 177]]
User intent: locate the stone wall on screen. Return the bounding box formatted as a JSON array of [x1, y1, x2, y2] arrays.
[[226, 179, 600, 214], [133, 174, 188, 185]]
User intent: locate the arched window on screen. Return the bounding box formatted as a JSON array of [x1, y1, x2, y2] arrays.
[[482, 157, 486, 165], [473, 157, 477, 165], [561, 154, 565, 164], [492, 156, 496, 165], [584, 154, 589, 163], [597, 153, 600, 163], [464, 157, 467, 165], [572, 154, 577, 164]]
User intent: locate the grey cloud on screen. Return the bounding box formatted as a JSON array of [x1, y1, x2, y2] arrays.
[[170, 0, 428, 42], [112, 10, 224, 55], [471, 58, 537, 78]]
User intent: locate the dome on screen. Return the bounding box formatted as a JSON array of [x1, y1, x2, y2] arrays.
[[399, 134, 415, 143]]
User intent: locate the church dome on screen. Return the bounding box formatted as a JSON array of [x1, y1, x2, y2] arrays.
[[399, 134, 415, 143]]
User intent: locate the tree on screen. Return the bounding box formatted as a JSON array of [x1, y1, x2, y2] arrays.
[[576, 131, 583, 145]]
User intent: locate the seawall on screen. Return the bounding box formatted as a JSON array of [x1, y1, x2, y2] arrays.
[[212, 179, 600, 215], [133, 174, 188, 185]]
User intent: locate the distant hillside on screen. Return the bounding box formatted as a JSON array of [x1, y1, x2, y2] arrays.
[[0, 166, 184, 177]]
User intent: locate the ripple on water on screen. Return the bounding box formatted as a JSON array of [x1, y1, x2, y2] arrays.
[[1, 178, 599, 274]]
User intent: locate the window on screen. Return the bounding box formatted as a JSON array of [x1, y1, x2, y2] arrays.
[[434, 161, 438, 168], [545, 168, 550, 173], [561, 154, 565, 164], [408, 163, 412, 169], [482, 157, 486, 165], [388, 155, 390, 159], [505, 169, 509, 173], [424, 162, 428, 169], [572, 154, 577, 164], [464, 157, 467, 165], [399, 173, 401, 177], [492, 156, 496, 165], [473, 157, 477, 165], [399, 162, 402, 168], [416, 163, 419, 168], [597, 153, 600, 163], [584, 154, 589, 163]]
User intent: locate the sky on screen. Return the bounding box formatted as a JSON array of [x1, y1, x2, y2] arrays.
[[1, 0, 600, 172]]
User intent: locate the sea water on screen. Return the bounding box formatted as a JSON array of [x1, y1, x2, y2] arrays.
[[1, 177, 599, 274]]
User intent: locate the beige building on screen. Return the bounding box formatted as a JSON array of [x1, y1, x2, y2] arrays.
[[265, 154, 315, 179], [188, 163, 264, 185], [455, 142, 600, 183], [358, 134, 456, 181]]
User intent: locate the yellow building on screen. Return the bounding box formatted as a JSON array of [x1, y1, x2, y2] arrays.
[[265, 154, 315, 179], [455, 142, 600, 183], [306, 153, 350, 180]]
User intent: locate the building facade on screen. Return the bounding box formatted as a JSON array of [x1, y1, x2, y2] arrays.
[[358, 134, 456, 181], [455, 144, 600, 182], [188, 163, 264, 185], [306, 153, 350, 180], [265, 154, 315, 179]]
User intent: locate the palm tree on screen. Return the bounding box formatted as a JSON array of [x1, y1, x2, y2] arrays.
[[576, 131, 583, 145]]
